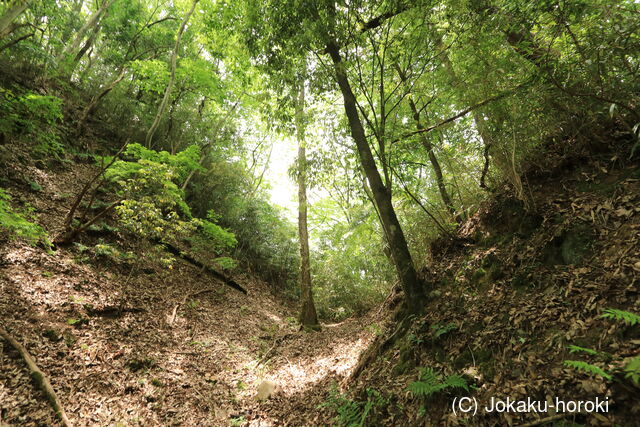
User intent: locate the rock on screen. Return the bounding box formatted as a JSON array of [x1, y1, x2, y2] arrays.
[[255, 380, 278, 401]]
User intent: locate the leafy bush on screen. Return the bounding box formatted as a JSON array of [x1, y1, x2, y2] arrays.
[[106, 144, 197, 239], [0, 188, 50, 247]]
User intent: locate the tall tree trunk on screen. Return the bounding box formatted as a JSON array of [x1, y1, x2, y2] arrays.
[[295, 83, 319, 328], [0, 1, 30, 39], [145, 0, 199, 149], [325, 40, 426, 315], [59, 0, 84, 45], [58, 0, 114, 66]]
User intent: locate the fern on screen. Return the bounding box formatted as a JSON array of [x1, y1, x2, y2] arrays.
[[408, 368, 469, 397], [442, 374, 469, 391], [563, 360, 612, 380], [601, 308, 640, 326], [319, 387, 386, 427], [624, 357, 640, 385], [431, 322, 457, 339], [567, 345, 611, 360]]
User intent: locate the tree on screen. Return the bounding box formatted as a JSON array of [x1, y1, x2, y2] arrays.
[[145, 0, 199, 148], [317, 2, 427, 314], [295, 82, 319, 328], [57, 0, 115, 71], [0, 0, 30, 39]]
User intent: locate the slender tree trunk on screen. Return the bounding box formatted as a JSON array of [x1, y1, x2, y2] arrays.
[[59, 0, 84, 45], [295, 83, 319, 328], [69, 20, 102, 74], [145, 0, 199, 149], [58, 0, 114, 65], [325, 40, 426, 314], [77, 66, 127, 133], [395, 63, 458, 220], [435, 38, 495, 190], [0, 1, 30, 39]]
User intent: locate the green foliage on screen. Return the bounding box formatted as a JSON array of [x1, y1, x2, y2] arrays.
[[563, 360, 612, 381], [229, 415, 246, 427], [106, 144, 197, 239], [567, 345, 611, 360], [431, 322, 457, 340], [195, 210, 237, 250], [311, 200, 393, 321], [601, 308, 640, 326], [319, 387, 387, 427], [0, 88, 64, 158], [408, 367, 469, 398], [0, 189, 50, 247], [623, 357, 640, 385]]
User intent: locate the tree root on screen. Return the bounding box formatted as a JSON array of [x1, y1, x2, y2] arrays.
[[0, 327, 73, 427], [346, 309, 414, 384]]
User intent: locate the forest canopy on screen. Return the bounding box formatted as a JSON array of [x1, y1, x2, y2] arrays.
[[0, 0, 639, 316]]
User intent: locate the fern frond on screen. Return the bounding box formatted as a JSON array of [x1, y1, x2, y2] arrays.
[[443, 374, 469, 392], [564, 360, 612, 380], [601, 308, 640, 326], [624, 356, 640, 385], [409, 369, 469, 397], [418, 367, 438, 384], [408, 380, 440, 397]]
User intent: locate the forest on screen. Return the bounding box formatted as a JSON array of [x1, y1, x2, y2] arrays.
[[0, 0, 639, 425]]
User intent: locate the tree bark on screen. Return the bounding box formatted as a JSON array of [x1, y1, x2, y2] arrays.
[[145, 0, 199, 149], [295, 83, 319, 328], [0, 1, 30, 39], [325, 40, 426, 315], [77, 66, 127, 133]]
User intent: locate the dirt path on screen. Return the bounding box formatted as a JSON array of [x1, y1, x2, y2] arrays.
[[0, 237, 378, 426]]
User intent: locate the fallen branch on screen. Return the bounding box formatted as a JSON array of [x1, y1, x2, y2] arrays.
[[156, 240, 247, 294], [0, 327, 72, 427], [168, 289, 214, 326], [256, 333, 293, 367]]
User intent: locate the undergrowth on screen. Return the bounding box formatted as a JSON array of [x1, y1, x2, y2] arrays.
[[0, 188, 50, 247]]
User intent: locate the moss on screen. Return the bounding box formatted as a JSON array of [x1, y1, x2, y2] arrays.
[[393, 338, 418, 375]]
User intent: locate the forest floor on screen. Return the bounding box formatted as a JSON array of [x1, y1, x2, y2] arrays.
[[0, 156, 382, 426], [1, 137, 640, 427]]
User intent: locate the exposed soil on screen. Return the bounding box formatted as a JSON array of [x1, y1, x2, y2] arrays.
[[0, 155, 379, 426]]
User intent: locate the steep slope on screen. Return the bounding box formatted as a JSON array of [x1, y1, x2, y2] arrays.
[[0, 149, 377, 426], [342, 144, 640, 426]]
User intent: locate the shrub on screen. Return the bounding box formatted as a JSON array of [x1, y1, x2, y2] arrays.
[[0, 88, 64, 158], [0, 188, 50, 247]]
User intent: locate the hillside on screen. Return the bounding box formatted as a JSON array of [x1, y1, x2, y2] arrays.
[[2, 1, 640, 426]]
